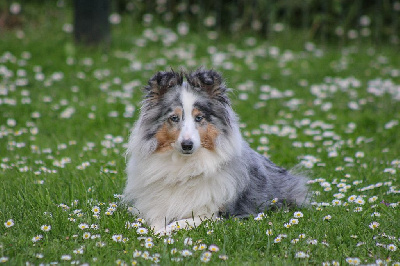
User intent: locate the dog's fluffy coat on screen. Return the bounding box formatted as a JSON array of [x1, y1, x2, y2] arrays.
[[123, 69, 308, 233]]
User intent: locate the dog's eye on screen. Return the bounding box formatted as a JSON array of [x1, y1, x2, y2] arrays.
[[195, 115, 204, 122], [169, 115, 180, 123]]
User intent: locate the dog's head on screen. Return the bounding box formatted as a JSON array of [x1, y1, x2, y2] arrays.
[[140, 68, 232, 155]]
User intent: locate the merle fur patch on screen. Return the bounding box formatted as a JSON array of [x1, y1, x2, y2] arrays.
[[186, 68, 230, 105], [144, 70, 183, 106]]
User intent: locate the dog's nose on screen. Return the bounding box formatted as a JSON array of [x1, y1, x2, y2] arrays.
[[181, 140, 193, 152]]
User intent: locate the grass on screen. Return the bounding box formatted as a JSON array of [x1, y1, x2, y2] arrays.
[[1, 2, 399, 265]]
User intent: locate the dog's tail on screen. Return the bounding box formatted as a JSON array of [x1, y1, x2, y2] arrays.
[[286, 165, 311, 207]]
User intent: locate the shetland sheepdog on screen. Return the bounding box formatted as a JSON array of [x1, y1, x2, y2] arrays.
[[123, 69, 309, 235]]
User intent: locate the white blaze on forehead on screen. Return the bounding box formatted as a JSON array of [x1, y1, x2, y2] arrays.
[[179, 88, 200, 148], [181, 88, 197, 118]]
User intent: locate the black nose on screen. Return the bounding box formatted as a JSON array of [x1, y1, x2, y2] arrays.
[[181, 140, 193, 151]]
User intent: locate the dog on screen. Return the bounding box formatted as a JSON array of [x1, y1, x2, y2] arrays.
[[123, 68, 309, 235]]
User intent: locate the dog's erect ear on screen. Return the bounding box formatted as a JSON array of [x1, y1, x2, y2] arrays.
[[144, 71, 183, 103], [186, 68, 230, 105]]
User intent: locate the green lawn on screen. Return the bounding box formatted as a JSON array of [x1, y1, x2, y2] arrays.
[[0, 3, 399, 265]]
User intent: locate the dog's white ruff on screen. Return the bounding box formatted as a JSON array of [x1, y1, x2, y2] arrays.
[[124, 117, 242, 233]]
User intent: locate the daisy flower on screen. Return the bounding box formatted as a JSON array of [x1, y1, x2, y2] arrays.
[[184, 237, 193, 245], [141, 251, 150, 259], [254, 212, 265, 220], [198, 244, 207, 250], [293, 211, 303, 218], [346, 257, 360, 265], [274, 236, 282, 243], [61, 255, 71, 261], [4, 219, 14, 228], [115, 259, 125, 265], [266, 229, 273, 236], [323, 215, 332, 221], [92, 206, 100, 214], [181, 250, 193, 257], [290, 218, 299, 225], [355, 197, 365, 205], [208, 244, 220, 252], [91, 234, 100, 239], [368, 196, 378, 203], [132, 222, 141, 228], [136, 227, 148, 235], [170, 248, 178, 255], [73, 248, 84, 254], [295, 251, 309, 258], [369, 221, 380, 230], [307, 239, 318, 245], [200, 251, 212, 262], [132, 250, 142, 258], [291, 238, 299, 244], [32, 234, 43, 242], [284, 223, 292, 228], [164, 237, 174, 244], [387, 244, 397, 251], [219, 255, 228, 260], [91, 224, 99, 230], [78, 223, 89, 230], [41, 225, 51, 232], [332, 199, 342, 206], [333, 193, 345, 199], [112, 234, 123, 242], [107, 206, 116, 213], [0, 257, 9, 263], [348, 195, 357, 202], [145, 241, 154, 248], [355, 151, 364, 158], [83, 232, 91, 239]]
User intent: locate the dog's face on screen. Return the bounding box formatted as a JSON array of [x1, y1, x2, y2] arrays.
[[140, 69, 232, 155]]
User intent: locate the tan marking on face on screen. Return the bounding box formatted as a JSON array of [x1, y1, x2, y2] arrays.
[[174, 108, 183, 119], [199, 124, 219, 150], [192, 108, 219, 150], [155, 108, 182, 153], [192, 108, 202, 118]]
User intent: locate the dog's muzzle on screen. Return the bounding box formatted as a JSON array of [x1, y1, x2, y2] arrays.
[[181, 139, 194, 154]]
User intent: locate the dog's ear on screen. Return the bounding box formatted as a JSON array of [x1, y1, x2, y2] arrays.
[[186, 68, 230, 105], [144, 70, 183, 103]]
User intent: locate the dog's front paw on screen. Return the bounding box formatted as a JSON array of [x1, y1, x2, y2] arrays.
[[155, 226, 173, 236], [155, 223, 180, 236], [154, 219, 197, 236]]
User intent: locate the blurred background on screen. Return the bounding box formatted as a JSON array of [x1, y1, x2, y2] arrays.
[[1, 0, 399, 47]]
